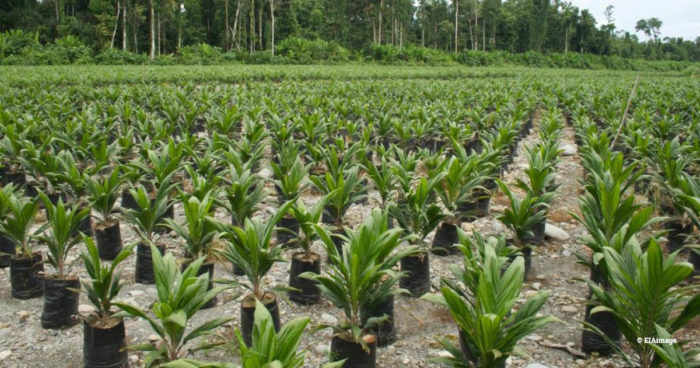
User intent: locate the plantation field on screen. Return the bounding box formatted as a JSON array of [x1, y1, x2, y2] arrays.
[[0, 66, 698, 368]]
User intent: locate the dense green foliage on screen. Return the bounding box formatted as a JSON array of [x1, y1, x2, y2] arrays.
[[1, 1, 699, 67]]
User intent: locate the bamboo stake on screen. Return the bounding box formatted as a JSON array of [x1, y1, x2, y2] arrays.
[[611, 75, 640, 148]]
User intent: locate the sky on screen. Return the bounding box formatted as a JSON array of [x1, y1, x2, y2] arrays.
[[569, 0, 700, 41]]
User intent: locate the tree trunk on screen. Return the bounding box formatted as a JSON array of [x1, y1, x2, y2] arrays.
[[467, 11, 474, 50], [473, 0, 478, 51], [110, 2, 120, 49], [482, 17, 485, 51], [232, 0, 241, 50], [454, 0, 458, 53], [269, 0, 275, 56], [149, 0, 155, 60], [225, 0, 230, 50], [249, 0, 255, 53], [564, 27, 569, 53], [258, 4, 263, 50], [378, 0, 383, 44], [122, 0, 127, 51], [157, 13, 161, 55], [372, 19, 376, 44], [55, 0, 60, 24]]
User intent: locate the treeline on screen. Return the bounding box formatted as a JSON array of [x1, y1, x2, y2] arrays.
[[0, 0, 699, 64], [1, 30, 696, 72]]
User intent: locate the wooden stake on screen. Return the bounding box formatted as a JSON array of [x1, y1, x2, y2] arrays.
[[611, 75, 640, 148]]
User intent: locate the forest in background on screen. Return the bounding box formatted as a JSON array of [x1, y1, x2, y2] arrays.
[[1, 0, 699, 68]]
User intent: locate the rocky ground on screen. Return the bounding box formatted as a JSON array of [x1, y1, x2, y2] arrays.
[[0, 115, 698, 368]]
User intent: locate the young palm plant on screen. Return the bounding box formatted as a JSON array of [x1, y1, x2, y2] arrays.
[[496, 180, 550, 279], [80, 237, 134, 368], [390, 173, 445, 297], [423, 234, 556, 368], [212, 200, 294, 347], [235, 300, 312, 368], [271, 156, 309, 246], [573, 162, 664, 355], [86, 167, 125, 260], [38, 194, 90, 329], [220, 165, 266, 228], [0, 188, 44, 299], [287, 195, 331, 305], [166, 191, 219, 308], [433, 152, 484, 255], [122, 180, 175, 284], [304, 208, 416, 367], [114, 250, 232, 367], [514, 143, 561, 245], [0, 184, 19, 267], [586, 239, 700, 368]]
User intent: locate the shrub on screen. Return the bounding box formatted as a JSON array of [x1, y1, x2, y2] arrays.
[[94, 48, 148, 65], [277, 37, 350, 63]]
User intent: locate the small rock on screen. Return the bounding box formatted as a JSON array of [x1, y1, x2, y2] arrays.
[[560, 144, 577, 156], [148, 334, 161, 343], [258, 168, 273, 179], [129, 289, 145, 297], [524, 290, 538, 297], [314, 344, 329, 354], [129, 355, 139, 363], [545, 223, 570, 241], [435, 350, 453, 358], [320, 313, 338, 325], [527, 334, 543, 342], [0, 350, 11, 361], [532, 282, 541, 290], [18, 310, 30, 322], [562, 249, 572, 257], [526, 364, 550, 368], [0, 328, 10, 340], [562, 306, 578, 314]]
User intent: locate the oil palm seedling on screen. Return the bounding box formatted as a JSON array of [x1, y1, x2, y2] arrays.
[[390, 172, 445, 297], [433, 151, 485, 255], [235, 301, 312, 368], [122, 179, 175, 284], [86, 167, 125, 260], [304, 209, 416, 367], [80, 237, 134, 368], [0, 184, 18, 268], [0, 124, 30, 188], [496, 180, 551, 279], [513, 143, 561, 245], [165, 191, 219, 308], [0, 189, 44, 299], [586, 239, 700, 368], [55, 150, 93, 235], [220, 165, 266, 228], [362, 147, 396, 211], [310, 165, 367, 251], [355, 209, 418, 347], [37, 194, 90, 329], [115, 250, 232, 367], [212, 200, 294, 346], [423, 234, 556, 368], [574, 158, 664, 355], [653, 138, 694, 252], [287, 195, 332, 305], [271, 156, 309, 246]]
